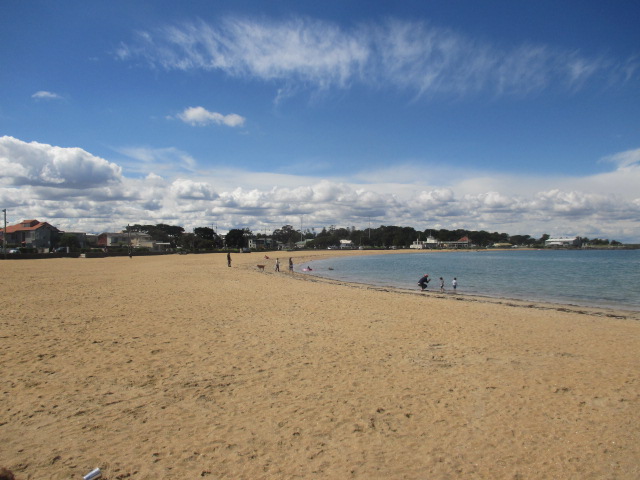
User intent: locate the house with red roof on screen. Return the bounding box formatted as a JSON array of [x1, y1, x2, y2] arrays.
[[0, 219, 61, 251], [440, 236, 471, 249]]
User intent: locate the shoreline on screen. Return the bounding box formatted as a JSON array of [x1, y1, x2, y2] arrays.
[[280, 249, 640, 321], [294, 270, 640, 321]]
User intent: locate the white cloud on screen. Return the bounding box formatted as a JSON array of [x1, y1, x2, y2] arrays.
[[0, 136, 122, 188], [601, 147, 640, 169], [157, 17, 370, 89], [170, 178, 217, 200], [417, 188, 455, 206], [177, 106, 245, 127], [116, 146, 197, 174], [2, 136, 639, 242], [32, 90, 62, 100], [117, 17, 633, 99]]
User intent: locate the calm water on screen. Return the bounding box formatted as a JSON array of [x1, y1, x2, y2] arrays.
[[302, 249, 640, 311]]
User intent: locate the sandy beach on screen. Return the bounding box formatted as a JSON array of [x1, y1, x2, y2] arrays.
[[1, 250, 639, 479]]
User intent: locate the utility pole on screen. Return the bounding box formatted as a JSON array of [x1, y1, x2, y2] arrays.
[[2, 209, 6, 259]]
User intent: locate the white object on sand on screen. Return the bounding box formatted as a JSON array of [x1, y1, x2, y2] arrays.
[[83, 468, 102, 480]]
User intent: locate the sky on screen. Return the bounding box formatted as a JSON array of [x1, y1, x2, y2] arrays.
[[1, 0, 639, 241]]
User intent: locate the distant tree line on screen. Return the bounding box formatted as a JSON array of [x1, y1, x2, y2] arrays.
[[308, 226, 526, 249], [578, 237, 622, 246], [120, 223, 622, 250]]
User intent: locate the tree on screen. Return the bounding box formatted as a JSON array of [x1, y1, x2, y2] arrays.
[[312, 231, 334, 249], [179, 233, 196, 250], [435, 228, 458, 242], [510, 234, 533, 246], [225, 228, 252, 249], [468, 230, 491, 246], [538, 234, 550, 245], [272, 225, 299, 245], [58, 233, 81, 250], [194, 227, 214, 241], [194, 226, 222, 248], [155, 224, 185, 246]]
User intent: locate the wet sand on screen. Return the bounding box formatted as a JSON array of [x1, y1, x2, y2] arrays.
[[1, 250, 639, 479]]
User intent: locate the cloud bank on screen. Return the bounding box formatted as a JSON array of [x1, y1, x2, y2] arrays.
[[116, 17, 635, 98], [1, 136, 639, 241]]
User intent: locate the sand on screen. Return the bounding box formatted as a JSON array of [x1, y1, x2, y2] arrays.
[[1, 250, 639, 479]]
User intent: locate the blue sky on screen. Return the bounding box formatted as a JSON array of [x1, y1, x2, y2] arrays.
[[1, 0, 639, 241]]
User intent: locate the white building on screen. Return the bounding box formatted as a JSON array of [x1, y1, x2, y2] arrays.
[[410, 236, 439, 249], [339, 239, 354, 249], [545, 236, 581, 247], [97, 231, 170, 251]]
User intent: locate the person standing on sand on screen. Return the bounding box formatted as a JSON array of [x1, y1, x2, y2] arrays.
[[275, 258, 280, 272], [439, 277, 445, 292], [227, 252, 231, 267], [289, 257, 294, 273], [418, 274, 430, 291], [452, 277, 457, 291]]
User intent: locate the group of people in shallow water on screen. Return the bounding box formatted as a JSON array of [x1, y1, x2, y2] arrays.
[[418, 274, 457, 292], [229, 253, 457, 292], [228, 253, 457, 292]]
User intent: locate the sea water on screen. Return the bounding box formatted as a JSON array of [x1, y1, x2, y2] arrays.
[[302, 249, 640, 311]]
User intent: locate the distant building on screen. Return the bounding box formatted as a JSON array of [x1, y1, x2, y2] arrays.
[[410, 236, 439, 249], [97, 231, 157, 249], [98, 232, 132, 248], [294, 239, 313, 249], [440, 236, 471, 249], [0, 219, 60, 251], [248, 237, 276, 250], [339, 239, 354, 249], [545, 236, 581, 247]]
